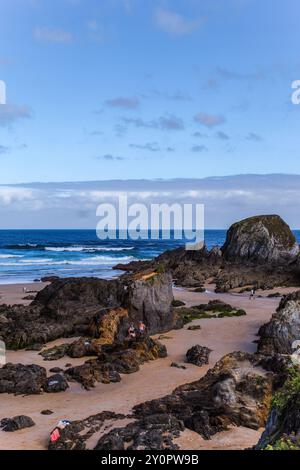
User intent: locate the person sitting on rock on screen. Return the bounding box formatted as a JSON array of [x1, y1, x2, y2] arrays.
[[138, 321, 146, 336], [127, 323, 136, 339]]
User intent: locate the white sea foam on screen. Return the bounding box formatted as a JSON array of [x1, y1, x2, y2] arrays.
[[44, 246, 134, 252], [0, 254, 24, 259], [0, 255, 136, 267]]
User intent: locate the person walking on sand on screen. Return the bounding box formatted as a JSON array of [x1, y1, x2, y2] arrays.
[[249, 288, 256, 300]]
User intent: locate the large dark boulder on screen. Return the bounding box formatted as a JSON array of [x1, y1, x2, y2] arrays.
[[0, 415, 35, 432], [221, 215, 299, 263], [122, 273, 181, 339], [0, 274, 180, 350], [186, 345, 212, 367], [45, 374, 69, 393], [34, 277, 124, 320], [0, 363, 47, 394], [258, 290, 300, 355]]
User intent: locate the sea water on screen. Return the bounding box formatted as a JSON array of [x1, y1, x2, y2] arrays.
[[0, 229, 299, 284]]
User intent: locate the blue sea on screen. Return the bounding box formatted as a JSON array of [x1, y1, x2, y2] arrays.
[[0, 230, 299, 284]]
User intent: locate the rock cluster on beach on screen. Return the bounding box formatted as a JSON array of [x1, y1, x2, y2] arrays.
[[48, 351, 283, 450], [254, 291, 300, 448], [65, 336, 167, 389], [0, 363, 69, 395], [114, 215, 300, 292], [0, 272, 182, 350], [258, 290, 300, 355], [2, 213, 300, 450]]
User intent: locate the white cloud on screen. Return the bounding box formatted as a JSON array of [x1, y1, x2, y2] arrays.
[[34, 27, 73, 44], [155, 8, 201, 36]]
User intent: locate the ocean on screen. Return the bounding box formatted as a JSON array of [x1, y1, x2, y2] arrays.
[[0, 229, 299, 284]]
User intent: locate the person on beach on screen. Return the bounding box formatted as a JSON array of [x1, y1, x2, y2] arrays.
[[138, 321, 146, 336], [127, 323, 136, 339], [249, 288, 256, 300]]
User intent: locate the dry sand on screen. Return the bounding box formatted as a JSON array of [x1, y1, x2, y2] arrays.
[[0, 283, 297, 450]]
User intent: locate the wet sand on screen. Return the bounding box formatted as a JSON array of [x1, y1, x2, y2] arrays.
[[0, 282, 48, 306], [0, 284, 297, 450]]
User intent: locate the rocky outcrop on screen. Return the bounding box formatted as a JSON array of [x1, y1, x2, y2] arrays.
[[258, 291, 300, 355], [255, 365, 300, 450], [114, 215, 300, 292], [221, 215, 299, 263], [0, 273, 180, 350], [45, 374, 69, 393], [65, 336, 167, 389], [0, 415, 35, 432], [48, 412, 127, 450], [48, 352, 276, 450], [94, 414, 183, 450], [0, 363, 47, 395], [71, 352, 276, 450], [186, 345, 212, 367]]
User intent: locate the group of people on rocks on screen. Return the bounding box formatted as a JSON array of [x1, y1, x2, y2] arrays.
[[127, 320, 146, 339]]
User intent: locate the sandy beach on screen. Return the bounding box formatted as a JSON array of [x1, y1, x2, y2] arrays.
[[0, 282, 48, 306], [1, 282, 295, 451]]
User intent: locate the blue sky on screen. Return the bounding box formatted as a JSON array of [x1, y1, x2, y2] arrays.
[[0, 0, 300, 184]]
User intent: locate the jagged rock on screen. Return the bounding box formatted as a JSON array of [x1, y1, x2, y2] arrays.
[[133, 352, 273, 439], [45, 374, 69, 393], [114, 215, 300, 292], [0, 363, 70, 395], [0, 274, 179, 350], [94, 414, 183, 450], [255, 364, 300, 450], [47, 352, 280, 450], [258, 290, 300, 355], [90, 352, 275, 449], [65, 336, 167, 389], [186, 345, 212, 367], [40, 343, 70, 360], [123, 273, 182, 339], [0, 363, 47, 394], [0, 415, 35, 432], [48, 411, 126, 450], [66, 362, 121, 389], [187, 325, 201, 331], [221, 215, 299, 263]]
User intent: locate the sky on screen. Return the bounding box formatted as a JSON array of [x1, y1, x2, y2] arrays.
[[0, 1, 300, 229], [0, 0, 300, 185]]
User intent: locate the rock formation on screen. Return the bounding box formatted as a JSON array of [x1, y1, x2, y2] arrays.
[[114, 215, 300, 292], [49, 352, 280, 450], [0, 273, 181, 350], [0, 415, 35, 432], [185, 345, 212, 367], [258, 290, 300, 355], [222, 215, 299, 263], [65, 336, 167, 389]]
